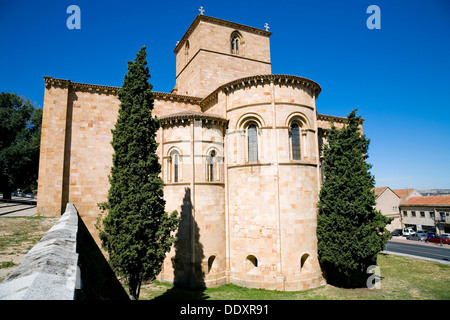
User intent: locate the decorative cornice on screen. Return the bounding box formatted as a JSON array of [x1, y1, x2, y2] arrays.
[[44, 76, 356, 127], [201, 74, 322, 108], [44, 76, 120, 94], [158, 111, 227, 126], [317, 114, 365, 125], [153, 92, 202, 104], [43, 76, 202, 104], [174, 15, 272, 54]]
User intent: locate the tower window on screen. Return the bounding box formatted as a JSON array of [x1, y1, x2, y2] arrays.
[[230, 31, 242, 55], [231, 36, 239, 54]]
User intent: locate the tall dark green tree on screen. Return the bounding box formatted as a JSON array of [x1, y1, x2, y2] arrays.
[[317, 109, 391, 287], [0, 93, 42, 199], [98, 46, 179, 300]]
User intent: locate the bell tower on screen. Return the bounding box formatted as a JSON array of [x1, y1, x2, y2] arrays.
[[173, 14, 272, 97]]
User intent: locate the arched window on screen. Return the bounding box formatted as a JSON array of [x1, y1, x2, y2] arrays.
[[208, 150, 216, 182], [230, 31, 242, 55], [247, 123, 258, 163], [300, 253, 310, 272], [291, 123, 301, 160], [246, 255, 258, 268], [170, 150, 179, 182], [208, 255, 216, 273]]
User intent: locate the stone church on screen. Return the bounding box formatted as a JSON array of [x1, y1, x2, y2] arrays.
[[37, 13, 355, 291]]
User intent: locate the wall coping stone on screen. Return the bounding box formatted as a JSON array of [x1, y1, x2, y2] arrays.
[[0, 203, 79, 300]]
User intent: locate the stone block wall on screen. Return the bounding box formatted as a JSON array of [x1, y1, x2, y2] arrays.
[[175, 16, 271, 97]]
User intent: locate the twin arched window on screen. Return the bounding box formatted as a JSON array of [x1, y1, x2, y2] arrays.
[[242, 117, 306, 163], [231, 31, 242, 55], [168, 149, 219, 183]]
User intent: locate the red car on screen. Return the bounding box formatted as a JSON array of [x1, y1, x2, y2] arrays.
[[426, 234, 450, 245]]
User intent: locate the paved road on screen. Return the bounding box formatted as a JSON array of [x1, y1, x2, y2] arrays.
[[0, 196, 37, 217], [385, 238, 450, 264]]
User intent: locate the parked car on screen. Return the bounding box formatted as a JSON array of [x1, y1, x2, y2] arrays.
[[426, 232, 437, 239], [11, 190, 24, 197], [440, 234, 450, 245], [406, 233, 427, 241], [402, 228, 415, 236], [25, 193, 34, 198], [391, 229, 403, 236], [426, 234, 450, 244], [416, 230, 428, 235]]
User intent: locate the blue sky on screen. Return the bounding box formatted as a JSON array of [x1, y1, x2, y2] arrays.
[[1, 0, 449, 190]]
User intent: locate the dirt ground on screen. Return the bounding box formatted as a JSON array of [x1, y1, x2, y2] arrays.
[[0, 216, 59, 282]]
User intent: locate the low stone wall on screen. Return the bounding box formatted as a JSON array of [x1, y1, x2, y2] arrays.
[[0, 203, 80, 300]]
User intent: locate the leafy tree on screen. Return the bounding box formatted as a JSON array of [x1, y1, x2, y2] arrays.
[[0, 93, 42, 199], [97, 46, 179, 300], [316, 109, 391, 287]]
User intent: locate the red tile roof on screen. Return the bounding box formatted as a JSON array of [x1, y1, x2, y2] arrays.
[[402, 195, 450, 206], [393, 189, 416, 200], [373, 187, 388, 197]]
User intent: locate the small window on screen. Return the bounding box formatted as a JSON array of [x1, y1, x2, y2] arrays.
[[300, 253, 310, 271], [291, 123, 301, 160], [170, 150, 179, 182], [246, 255, 258, 268], [403, 211, 407, 217], [247, 123, 258, 163], [208, 150, 216, 182], [420, 211, 425, 217], [411, 211, 416, 217], [208, 255, 216, 273]]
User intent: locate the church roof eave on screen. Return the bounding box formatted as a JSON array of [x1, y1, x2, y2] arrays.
[[43, 76, 203, 104], [200, 74, 322, 108], [158, 111, 227, 125]]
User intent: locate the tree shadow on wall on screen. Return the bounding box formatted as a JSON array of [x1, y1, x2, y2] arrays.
[[154, 187, 208, 300]]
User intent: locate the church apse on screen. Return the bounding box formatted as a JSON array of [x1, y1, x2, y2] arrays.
[[37, 12, 360, 291]]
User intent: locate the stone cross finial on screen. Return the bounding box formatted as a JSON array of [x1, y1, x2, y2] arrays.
[[199, 6, 205, 15], [264, 23, 269, 31]]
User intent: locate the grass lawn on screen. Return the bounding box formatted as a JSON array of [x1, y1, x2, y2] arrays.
[[2, 216, 449, 300], [140, 254, 450, 300]]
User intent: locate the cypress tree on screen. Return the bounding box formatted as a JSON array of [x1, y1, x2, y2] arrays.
[[316, 109, 391, 287], [98, 46, 179, 300]]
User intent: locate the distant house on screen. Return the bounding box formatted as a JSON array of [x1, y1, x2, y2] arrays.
[[399, 195, 450, 234], [373, 187, 402, 231]]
